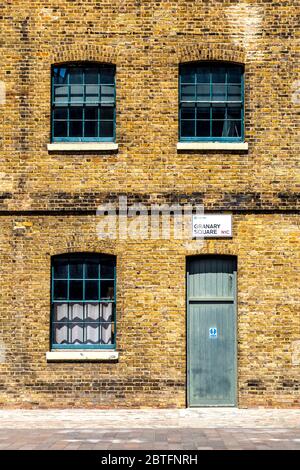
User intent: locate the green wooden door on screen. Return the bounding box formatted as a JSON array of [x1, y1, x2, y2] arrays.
[[187, 257, 237, 406]]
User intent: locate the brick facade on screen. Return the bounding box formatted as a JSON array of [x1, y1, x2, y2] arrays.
[[0, 1, 299, 408]]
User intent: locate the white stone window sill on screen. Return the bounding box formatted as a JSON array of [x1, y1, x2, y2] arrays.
[[46, 350, 119, 361], [47, 142, 118, 152], [177, 142, 248, 151]]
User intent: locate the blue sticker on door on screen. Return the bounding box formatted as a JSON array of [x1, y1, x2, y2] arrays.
[[209, 327, 217, 338]]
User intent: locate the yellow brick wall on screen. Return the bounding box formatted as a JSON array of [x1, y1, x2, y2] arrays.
[[0, 1, 299, 407]]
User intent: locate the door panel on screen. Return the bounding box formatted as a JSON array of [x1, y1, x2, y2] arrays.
[[187, 257, 237, 406]]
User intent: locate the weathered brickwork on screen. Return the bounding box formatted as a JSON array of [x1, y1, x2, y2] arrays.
[[0, 1, 299, 407]]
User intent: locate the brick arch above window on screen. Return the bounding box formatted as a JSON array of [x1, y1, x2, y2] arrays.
[[50, 44, 119, 67], [177, 43, 245, 66]]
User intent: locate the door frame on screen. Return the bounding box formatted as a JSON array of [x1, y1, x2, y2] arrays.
[[186, 255, 238, 407]]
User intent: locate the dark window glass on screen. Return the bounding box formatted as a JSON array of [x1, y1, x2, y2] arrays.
[[100, 106, 114, 120], [69, 263, 83, 279], [69, 280, 83, 300], [53, 263, 68, 279], [101, 280, 114, 299], [54, 280, 68, 300], [101, 262, 114, 279], [212, 120, 226, 137], [100, 121, 114, 138], [69, 107, 83, 120], [85, 107, 98, 120], [85, 68, 99, 84], [69, 120, 83, 137], [54, 107, 68, 120], [196, 121, 210, 137], [181, 120, 195, 137], [86, 262, 99, 279], [212, 106, 226, 120], [53, 121, 67, 137], [196, 105, 210, 120], [196, 67, 210, 83], [85, 281, 99, 301], [101, 68, 115, 84], [181, 67, 195, 84], [84, 120, 98, 138], [181, 104, 195, 120]]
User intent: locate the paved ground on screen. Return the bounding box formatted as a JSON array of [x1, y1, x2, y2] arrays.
[[0, 409, 299, 450]]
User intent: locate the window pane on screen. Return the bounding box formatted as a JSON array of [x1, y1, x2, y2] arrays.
[[100, 68, 115, 84], [101, 262, 114, 279], [196, 84, 210, 101], [70, 85, 84, 104], [69, 120, 83, 137], [212, 84, 226, 101], [85, 107, 98, 120], [212, 105, 226, 120], [196, 105, 210, 120], [53, 107, 68, 120], [54, 324, 68, 344], [53, 303, 68, 322], [86, 323, 100, 344], [99, 121, 114, 138], [181, 104, 195, 120], [54, 95, 69, 105], [53, 67, 68, 84], [70, 303, 84, 321], [181, 85, 196, 101], [180, 67, 195, 84], [85, 68, 99, 84], [86, 85, 100, 104], [227, 104, 241, 120], [84, 120, 98, 138], [85, 281, 99, 301], [181, 120, 195, 137], [227, 120, 241, 137], [86, 262, 99, 279], [54, 85, 68, 97], [100, 85, 115, 102], [86, 85, 99, 95], [53, 120, 67, 137], [53, 280, 68, 300], [101, 280, 114, 299], [227, 85, 241, 101], [196, 120, 210, 137], [101, 322, 113, 345], [69, 263, 83, 279], [54, 86, 68, 104], [70, 324, 84, 344], [85, 303, 100, 321], [69, 69, 83, 84], [69, 280, 83, 300], [212, 67, 226, 83], [53, 262, 68, 279], [212, 120, 226, 137], [100, 106, 114, 120], [69, 107, 83, 120], [100, 303, 114, 322], [228, 66, 242, 83], [196, 67, 210, 83]]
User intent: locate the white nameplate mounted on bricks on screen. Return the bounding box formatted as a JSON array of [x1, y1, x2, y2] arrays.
[[192, 214, 232, 238]]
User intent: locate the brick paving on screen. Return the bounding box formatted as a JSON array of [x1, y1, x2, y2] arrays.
[[0, 409, 299, 450]]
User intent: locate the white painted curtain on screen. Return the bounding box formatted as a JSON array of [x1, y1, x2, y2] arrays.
[[55, 302, 113, 345]]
